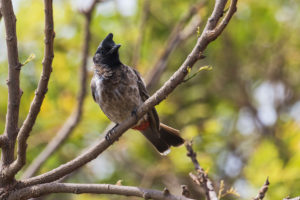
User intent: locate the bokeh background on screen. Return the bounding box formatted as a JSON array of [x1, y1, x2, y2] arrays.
[[1, 0, 300, 199]]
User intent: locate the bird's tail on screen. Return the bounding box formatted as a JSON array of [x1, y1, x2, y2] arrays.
[[140, 123, 184, 155]]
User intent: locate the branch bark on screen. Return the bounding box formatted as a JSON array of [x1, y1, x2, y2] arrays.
[[9, 183, 194, 200], [0, 0, 21, 184], [21, 0, 99, 180], [253, 178, 270, 200], [17, 0, 237, 189], [186, 141, 218, 200], [5, 0, 55, 178]]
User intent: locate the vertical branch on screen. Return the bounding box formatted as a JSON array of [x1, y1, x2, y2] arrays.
[[7, 0, 55, 177], [186, 142, 218, 200], [21, 0, 99, 179], [0, 5, 2, 22], [0, 0, 21, 177], [131, 0, 150, 68]]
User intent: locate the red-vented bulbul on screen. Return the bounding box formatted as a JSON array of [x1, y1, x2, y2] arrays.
[[91, 33, 184, 155]]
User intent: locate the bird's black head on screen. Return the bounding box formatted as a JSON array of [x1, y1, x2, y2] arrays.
[[93, 33, 121, 67]]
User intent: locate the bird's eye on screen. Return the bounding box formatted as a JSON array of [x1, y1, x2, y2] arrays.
[[100, 49, 105, 54]]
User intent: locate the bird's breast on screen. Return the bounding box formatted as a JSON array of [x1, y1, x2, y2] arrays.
[[93, 73, 143, 124]]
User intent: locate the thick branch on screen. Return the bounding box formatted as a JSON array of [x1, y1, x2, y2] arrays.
[[6, 0, 55, 177], [9, 183, 193, 200], [146, 2, 204, 91], [0, 0, 21, 178], [21, 0, 98, 179], [186, 141, 218, 200], [253, 178, 269, 200], [18, 0, 237, 189]]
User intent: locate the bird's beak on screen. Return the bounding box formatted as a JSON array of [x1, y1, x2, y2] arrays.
[[109, 44, 121, 54]]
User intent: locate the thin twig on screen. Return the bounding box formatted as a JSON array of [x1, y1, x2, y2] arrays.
[[0, 0, 22, 183], [186, 141, 218, 200], [6, 0, 55, 178], [132, 0, 150, 67], [146, 1, 205, 91], [253, 178, 270, 200], [21, 0, 99, 180], [9, 182, 194, 200], [17, 0, 237, 189]]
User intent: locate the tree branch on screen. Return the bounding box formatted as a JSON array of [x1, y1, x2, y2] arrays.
[[131, 0, 150, 67], [18, 0, 237, 189], [0, 135, 6, 149], [146, 1, 205, 91], [5, 0, 55, 178], [253, 178, 270, 200], [185, 141, 218, 200], [9, 183, 194, 200], [0, 0, 21, 181], [206, 0, 237, 40], [21, 0, 99, 180], [0, 3, 2, 22], [284, 197, 300, 200]]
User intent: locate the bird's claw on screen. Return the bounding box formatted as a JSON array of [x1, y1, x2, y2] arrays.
[[105, 124, 119, 143], [131, 108, 139, 121]]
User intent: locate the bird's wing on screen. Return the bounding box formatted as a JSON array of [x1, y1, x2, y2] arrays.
[[133, 69, 160, 130], [90, 78, 97, 102]]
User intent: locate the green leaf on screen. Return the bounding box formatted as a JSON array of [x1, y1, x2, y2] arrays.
[[22, 53, 36, 66]]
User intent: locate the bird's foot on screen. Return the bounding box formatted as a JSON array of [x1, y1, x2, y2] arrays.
[[105, 123, 119, 143]]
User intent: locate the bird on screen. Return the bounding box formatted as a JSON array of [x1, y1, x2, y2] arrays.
[[91, 33, 184, 155]]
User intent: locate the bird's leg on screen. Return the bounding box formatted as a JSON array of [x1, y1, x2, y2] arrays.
[[105, 123, 119, 143]]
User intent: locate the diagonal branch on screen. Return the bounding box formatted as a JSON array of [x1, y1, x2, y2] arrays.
[[21, 0, 99, 180], [0, 0, 22, 177], [9, 182, 194, 200], [18, 0, 237, 189], [6, 0, 55, 177], [186, 141, 218, 200], [146, 1, 205, 91], [206, 0, 237, 41]]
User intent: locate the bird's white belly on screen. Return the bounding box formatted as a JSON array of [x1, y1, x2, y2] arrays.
[[93, 76, 142, 124]]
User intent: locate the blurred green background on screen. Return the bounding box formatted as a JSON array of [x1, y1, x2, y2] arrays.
[[1, 0, 300, 199]]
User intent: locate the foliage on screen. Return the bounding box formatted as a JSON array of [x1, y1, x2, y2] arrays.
[[1, 0, 300, 199]]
